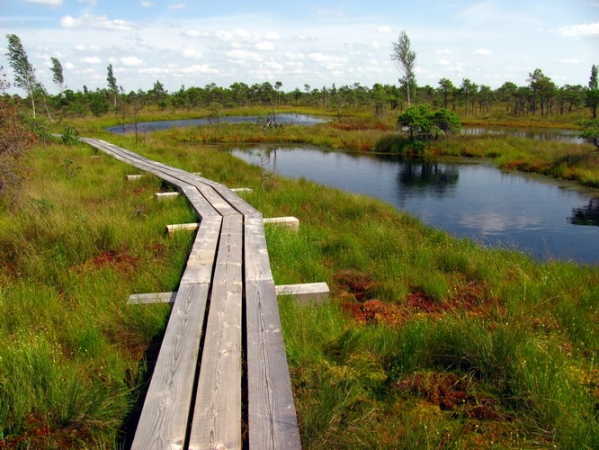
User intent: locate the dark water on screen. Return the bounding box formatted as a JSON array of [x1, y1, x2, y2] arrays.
[[228, 145, 599, 265], [461, 126, 584, 144], [106, 113, 326, 134]]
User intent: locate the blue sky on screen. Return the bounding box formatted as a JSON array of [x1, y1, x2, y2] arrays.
[[1, 0, 598, 95]]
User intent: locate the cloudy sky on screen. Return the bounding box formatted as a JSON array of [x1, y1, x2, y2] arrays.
[[1, 0, 598, 96]]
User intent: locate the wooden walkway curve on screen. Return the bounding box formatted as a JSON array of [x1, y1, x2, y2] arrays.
[[80, 138, 301, 450]]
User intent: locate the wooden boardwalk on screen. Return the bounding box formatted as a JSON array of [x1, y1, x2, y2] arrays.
[[80, 138, 301, 450]]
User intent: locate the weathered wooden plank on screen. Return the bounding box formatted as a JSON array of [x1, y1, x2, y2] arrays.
[[244, 212, 301, 449], [264, 217, 300, 231], [127, 292, 177, 305], [189, 214, 244, 450], [155, 192, 180, 200], [244, 214, 274, 282], [246, 279, 302, 450], [130, 281, 212, 450], [181, 217, 222, 284], [167, 223, 199, 234], [276, 282, 330, 305]]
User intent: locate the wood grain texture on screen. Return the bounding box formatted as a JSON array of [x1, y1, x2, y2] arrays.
[[189, 215, 244, 450], [246, 279, 301, 450], [130, 282, 212, 450], [244, 214, 301, 449], [82, 138, 301, 450]]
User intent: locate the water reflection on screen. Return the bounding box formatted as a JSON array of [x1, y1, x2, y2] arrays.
[[461, 127, 584, 144], [227, 144, 599, 264], [397, 161, 459, 199], [569, 198, 599, 226], [106, 113, 326, 134]]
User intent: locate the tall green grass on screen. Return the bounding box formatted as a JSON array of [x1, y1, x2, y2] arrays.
[[0, 140, 195, 447], [2, 120, 599, 448]]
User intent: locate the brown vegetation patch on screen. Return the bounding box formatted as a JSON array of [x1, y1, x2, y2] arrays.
[[339, 278, 501, 326], [0, 416, 91, 449], [77, 248, 139, 276], [395, 371, 511, 422], [334, 269, 377, 302], [330, 121, 392, 131]]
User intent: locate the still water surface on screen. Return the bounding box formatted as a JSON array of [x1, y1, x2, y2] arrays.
[[106, 113, 326, 134], [228, 145, 599, 265]]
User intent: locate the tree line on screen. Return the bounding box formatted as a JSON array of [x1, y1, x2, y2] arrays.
[[3, 33, 599, 122]]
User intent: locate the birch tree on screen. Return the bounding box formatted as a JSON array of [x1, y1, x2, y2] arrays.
[[50, 57, 65, 93], [5, 34, 37, 117], [391, 30, 417, 106], [107, 63, 118, 108]]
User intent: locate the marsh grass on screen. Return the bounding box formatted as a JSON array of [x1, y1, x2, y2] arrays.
[[0, 141, 195, 447], [2, 112, 599, 447]]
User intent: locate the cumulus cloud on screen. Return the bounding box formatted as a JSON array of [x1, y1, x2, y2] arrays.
[[377, 26, 392, 33], [474, 48, 492, 55], [560, 58, 579, 64], [308, 53, 347, 63], [169, 3, 186, 10], [80, 56, 101, 64], [65, 62, 75, 69], [264, 31, 281, 40], [436, 49, 453, 55], [61, 14, 134, 31], [140, 1, 152, 6], [284, 52, 305, 61], [255, 41, 275, 51], [181, 49, 202, 59], [22, 0, 62, 5], [121, 56, 143, 66], [438, 59, 451, 66], [73, 44, 101, 52], [180, 64, 218, 74], [559, 22, 599, 38], [216, 29, 253, 42], [183, 30, 210, 38], [77, 0, 97, 5], [226, 49, 262, 62]]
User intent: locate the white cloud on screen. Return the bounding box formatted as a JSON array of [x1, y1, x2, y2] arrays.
[[264, 31, 281, 40], [22, 0, 62, 5], [60, 14, 134, 31], [377, 26, 392, 33], [65, 62, 74, 70], [215, 29, 254, 42], [436, 49, 453, 55], [80, 56, 101, 64], [169, 3, 186, 10], [560, 58, 579, 64], [255, 41, 275, 51], [73, 44, 101, 52], [180, 64, 218, 74], [226, 49, 262, 62], [183, 30, 210, 38], [121, 56, 143, 66], [181, 49, 202, 59], [308, 53, 347, 63], [438, 59, 451, 66], [474, 48, 492, 55], [558, 22, 599, 38], [284, 52, 305, 61], [140, 1, 152, 6], [265, 61, 284, 71], [77, 0, 97, 5]]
